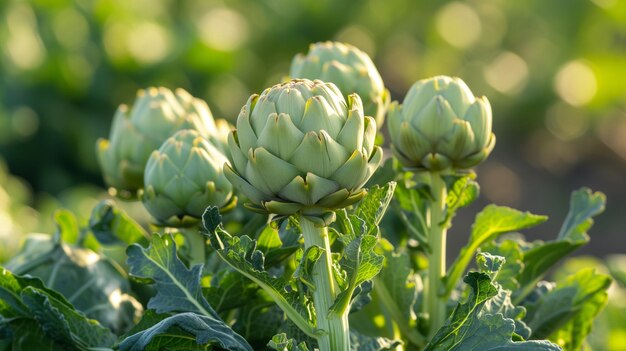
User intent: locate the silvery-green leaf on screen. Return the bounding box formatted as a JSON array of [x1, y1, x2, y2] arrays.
[[424, 272, 561, 351]]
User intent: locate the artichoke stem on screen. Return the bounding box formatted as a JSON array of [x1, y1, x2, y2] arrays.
[[426, 172, 448, 338], [300, 216, 350, 351]]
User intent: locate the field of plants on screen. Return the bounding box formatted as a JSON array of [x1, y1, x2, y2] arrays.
[[1, 1, 625, 350]]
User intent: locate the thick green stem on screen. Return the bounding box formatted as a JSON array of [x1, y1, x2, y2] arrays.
[[300, 216, 350, 351], [426, 172, 448, 338]]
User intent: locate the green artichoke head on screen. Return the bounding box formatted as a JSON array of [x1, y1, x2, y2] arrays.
[[387, 76, 495, 171], [290, 41, 390, 130], [96, 87, 231, 197], [140, 129, 234, 227], [225, 79, 382, 224]]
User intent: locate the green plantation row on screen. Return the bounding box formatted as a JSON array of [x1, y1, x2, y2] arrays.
[[0, 42, 609, 351]]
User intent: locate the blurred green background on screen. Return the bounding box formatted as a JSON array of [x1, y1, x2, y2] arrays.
[[0, 0, 626, 347]]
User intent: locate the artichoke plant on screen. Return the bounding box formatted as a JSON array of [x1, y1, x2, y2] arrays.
[[97, 87, 231, 197], [387, 75, 495, 171], [140, 129, 234, 227], [225, 79, 382, 224], [290, 41, 390, 129]]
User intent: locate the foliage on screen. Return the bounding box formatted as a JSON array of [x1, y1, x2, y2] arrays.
[[0, 24, 618, 351]]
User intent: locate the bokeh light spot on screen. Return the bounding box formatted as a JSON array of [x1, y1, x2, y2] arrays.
[[4, 3, 46, 71], [197, 8, 249, 51], [554, 60, 597, 106], [436, 2, 482, 49], [126, 22, 171, 65], [53, 8, 89, 50], [484, 52, 528, 94], [545, 103, 589, 141], [103, 21, 128, 62]]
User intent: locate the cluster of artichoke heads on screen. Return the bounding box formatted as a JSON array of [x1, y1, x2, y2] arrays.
[[97, 87, 233, 225], [97, 41, 494, 226]]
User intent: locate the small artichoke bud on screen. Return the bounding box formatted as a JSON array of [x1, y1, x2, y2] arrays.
[[387, 76, 495, 171], [290, 41, 390, 130], [140, 129, 234, 227], [225, 79, 383, 225], [96, 87, 231, 197]]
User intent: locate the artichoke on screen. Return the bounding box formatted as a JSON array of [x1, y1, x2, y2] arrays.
[[387, 76, 495, 171], [140, 129, 234, 227], [225, 79, 382, 224], [97, 87, 231, 197], [290, 41, 390, 129]]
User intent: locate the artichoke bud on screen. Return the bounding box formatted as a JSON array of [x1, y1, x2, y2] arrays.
[[225, 79, 382, 223], [96, 87, 232, 198], [140, 129, 234, 227], [387, 76, 495, 171], [289, 41, 390, 129]]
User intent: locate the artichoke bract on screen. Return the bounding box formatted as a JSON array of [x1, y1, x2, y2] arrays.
[[290, 41, 390, 129], [225, 79, 382, 224], [387, 76, 495, 171], [140, 129, 234, 227], [97, 87, 231, 197]]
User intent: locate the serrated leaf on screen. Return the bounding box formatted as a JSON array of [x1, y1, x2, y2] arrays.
[[446, 206, 547, 293], [476, 252, 506, 277], [21, 287, 117, 349], [330, 185, 391, 316], [0, 268, 116, 350], [424, 272, 561, 351], [352, 182, 396, 237], [5, 234, 141, 334], [203, 208, 317, 338], [556, 188, 605, 241], [267, 333, 310, 351], [119, 312, 252, 351], [202, 206, 223, 234], [482, 287, 531, 340], [524, 269, 610, 350], [332, 232, 384, 316], [0, 269, 34, 318], [89, 200, 148, 246], [481, 239, 524, 291], [125, 234, 251, 349], [126, 234, 219, 318], [445, 173, 479, 222], [515, 189, 605, 301], [475, 252, 531, 340]]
